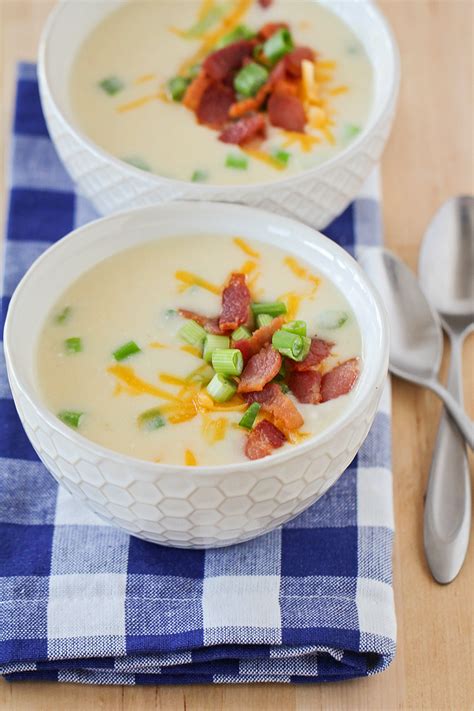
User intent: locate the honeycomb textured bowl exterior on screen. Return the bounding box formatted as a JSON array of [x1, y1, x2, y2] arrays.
[[39, 87, 396, 228], [7, 362, 384, 548]]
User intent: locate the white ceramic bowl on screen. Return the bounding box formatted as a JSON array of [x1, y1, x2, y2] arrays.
[[38, 0, 399, 227], [4, 202, 388, 548]]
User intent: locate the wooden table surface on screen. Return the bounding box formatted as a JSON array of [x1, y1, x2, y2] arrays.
[[1, 1, 473, 709]]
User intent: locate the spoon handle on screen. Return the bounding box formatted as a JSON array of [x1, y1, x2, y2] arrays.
[[424, 333, 471, 583], [428, 379, 474, 450]]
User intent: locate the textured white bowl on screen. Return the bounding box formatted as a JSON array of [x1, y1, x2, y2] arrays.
[[4, 202, 388, 548], [38, 0, 399, 227]]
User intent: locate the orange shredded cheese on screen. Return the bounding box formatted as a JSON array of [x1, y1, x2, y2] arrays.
[[175, 270, 221, 295], [284, 256, 321, 293], [149, 341, 167, 349], [233, 237, 260, 259], [280, 130, 320, 152], [180, 344, 204, 359], [134, 73, 157, 85], [240, 260, 258, 275], [278, 292, 304, 321], [185, 449, 197, 466], [107, 365, 179, 401], [287, 430, 312, 445], [202, 416, 229, 444], [242, 148, 286, 171], [329, 85, 349, 96], [117, 93, 158, 113], [159, 373, 188, 387]]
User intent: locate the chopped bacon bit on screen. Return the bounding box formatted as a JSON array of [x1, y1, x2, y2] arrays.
[[219, 114, 267, 145], [196, 83, 235, 128], [246, 382, 304, 431], [238, 344, 282, 393], [258, 0, 273, 8], [285, 47, 316, 77], [203, 40, 255, 81], [229, 59, 286, 118], [245, 419, 285, 460], [288, 369, 322, 404], [268, 91, 306, 132], [273, 78, 299, 96], [183, 70, 211, 111], [258, 22, 289, 41], [233, 315, 285, 362], [321, 358, 360, 402], [178, 309, 222, 335], [219, 272, 251, 332], [288, 337, 333, 372]]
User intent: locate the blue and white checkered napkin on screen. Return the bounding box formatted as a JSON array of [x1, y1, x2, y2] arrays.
[[0, 64, 395, 685]]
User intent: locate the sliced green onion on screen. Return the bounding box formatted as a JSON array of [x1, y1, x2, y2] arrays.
[[203, 334, 230, 363], [216, 24, 256, 49], [251, 301, 287, 317], [212, 348, 243, 376], [113, 340, 141, 361], [186, 364, 215, 385], [272, 148, 290, 167], [343, 123, 361, 142], [234, 62, 269, 97], [299, 336, 312, 361], [256, 313, 273, 328], [272, 329, 304, 360], [98, 75, 124, 96], [54, 306, 71, 325], [317, 310, 349, 330], [179, 319, 206, 347], [64, 337, 82, 354], [168, 76, 190, 101], [278, 362, 287, 378], [225, 153, 248, 170], [191, 169, 208, 182], [282, 320, 307, 337], [262, 28, 294, 64], [232, 325, 251, 341], [123, 155, 151, 172], [164, 308, 178, 319], [207, 373, 237, 403], [138, 407, 166, 431], [280, 383, 290, 394], [238, 402, 261, 430], [58, 410, 83, 428], [253, 43, 264, 59]]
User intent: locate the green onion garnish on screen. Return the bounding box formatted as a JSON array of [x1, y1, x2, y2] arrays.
[[262, 28, 294, 64], [98, 76, 124, 96], [234, 62, 269, 97], [203, 334, 230, 363], [168, 76, 190, 102], [232, 325, 251, 341], [343, 123, 361, 142], [316, 310, 349, 330], [216, 24, 256, 49], [278, 362, 287, 378], [58, 410, 83, 428], [164, 309, 178, 319], [238, 402, 261, 430], [280, 383, 290, 394], [225, 153, 248, 170], [251, 301, 287, 317], [113, 340, 141, 361], [272, 148, 291, 167], [137, 407, 166, 431], [179, 319, 207, 347], [300, 336, 312, 361], [207, 373, 237, 403], [64, 337, 82, 354], [256, 313, 273, 328], [55, 306, 71, 325], [123, 156, 151, 172], [212, 348, 244, 376], [272, 329, 305, 360], [191, 169, 208, 182], [282, 320, 307, 337], [186, 364, 215, 385]]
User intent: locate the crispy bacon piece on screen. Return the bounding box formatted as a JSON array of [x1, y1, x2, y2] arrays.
[[196, 83, 235, 128], [246, 382, 304, 432], [321, 359, 360, 402], [178, 309, 221, 335], [183, 70, 211, 111], [268, 91, 306, 132], [219, 273, 251, 332], [229, 59, 286, 118], [273, 78, 299, 96], [203, 40, 255, 81], [233, 316, 285, 362], [284, 46, 315, 77], [238, 344, 282, 393], [258, 0, 273, 8], [288, 369, 322, 404], [219, 114, 266, 145], [258, 22, 289, 41], [245, 419, 285, 460], [288, 337, 333, 372]]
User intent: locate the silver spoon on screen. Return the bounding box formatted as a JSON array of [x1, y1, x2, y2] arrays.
[[419, 196, 473, 583], [359, 248, 474, 450]]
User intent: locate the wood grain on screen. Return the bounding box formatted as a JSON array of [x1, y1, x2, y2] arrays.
[[0, 1, 473, 709]]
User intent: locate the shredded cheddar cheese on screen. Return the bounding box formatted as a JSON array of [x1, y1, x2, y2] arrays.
[[329, 85, 349, 96], [280, 130, 320, 152], [117, 93, 159, 113], [233, 237, 260, 259], [240, 260, 258, 275], [284, 256, 321, 293], [159, 373, 188, 387], [202, 416, 228, 444], [134, 73, 157, 85], [185, 449, 197, 466], [107, 365, 179, 402], [180, 344, 204, 359], [175, 270, 221, 295], [278, 292, 304, 321], [149, 341, 167, 349], [242, 148, 286, 171]]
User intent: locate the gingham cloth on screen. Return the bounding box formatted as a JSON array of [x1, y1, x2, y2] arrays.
[[0, 63, 395, 685]]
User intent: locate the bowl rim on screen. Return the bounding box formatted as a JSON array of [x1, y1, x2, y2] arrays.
[[4, 200, 389, 476], [37, 0, 400, 192]]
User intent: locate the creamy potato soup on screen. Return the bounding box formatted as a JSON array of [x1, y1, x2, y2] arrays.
[[37, 236, 361, 466], [70, 0, 373, 185]]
